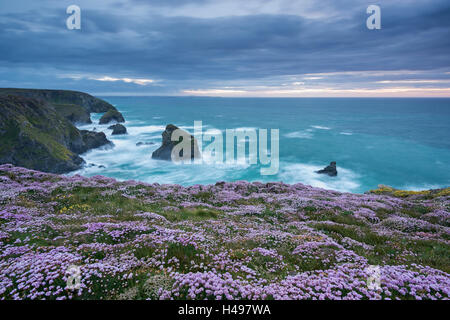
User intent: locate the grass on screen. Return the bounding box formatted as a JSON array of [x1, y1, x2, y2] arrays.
[[163, 207, 221, 222], [403, 239, 450, 273], [166, 243, 206, 272], [304, 209, 368, 227], [2, 168, 448, 300], [369, 185, 450, 199], [51, 186, 221, 222]]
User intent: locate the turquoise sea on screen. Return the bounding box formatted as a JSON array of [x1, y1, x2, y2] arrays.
[[71, 97, 450, 193]]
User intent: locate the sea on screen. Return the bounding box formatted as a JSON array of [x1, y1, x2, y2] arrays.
[[70, 97, 450, 194]]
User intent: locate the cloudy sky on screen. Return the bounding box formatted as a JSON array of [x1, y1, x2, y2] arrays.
[[1, 0, 450, 97]]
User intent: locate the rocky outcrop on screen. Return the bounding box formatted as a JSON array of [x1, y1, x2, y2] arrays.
[[0, 95, 84, 173], [108, 124, 127, 135], [79, 131, 113, 152], [99, 109, 125, 124], [52, 103, 92, 124], [0, 94, 113, 173], [316, 162, 338, 177], [0, 88, 122, 125], [152, 124, 201, 161]]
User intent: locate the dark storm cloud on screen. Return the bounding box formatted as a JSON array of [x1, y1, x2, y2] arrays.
[[1, 0, 450, 95]]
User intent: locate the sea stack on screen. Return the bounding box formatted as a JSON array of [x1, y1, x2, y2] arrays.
[[108, 124, 127, 135], [316, 161, 338, 176], [99, 109, 125, 124], [152, 124, 201, 161]]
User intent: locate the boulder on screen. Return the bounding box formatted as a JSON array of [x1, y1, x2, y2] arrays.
[[99, 109, 125, 124], [108, 124, 127, 135], [152, 124, 201, 161], [79, 130, 113, 153], [316, 161, 338, 177]]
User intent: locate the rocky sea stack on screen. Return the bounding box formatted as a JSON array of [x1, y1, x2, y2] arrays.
[[316, 161, 338, 176], [108, 124, 127, 135], [99, 109, 125, 124], [0, 89, 119, 173], [152, 124, 201, 161], [79, 130, 113, 151]]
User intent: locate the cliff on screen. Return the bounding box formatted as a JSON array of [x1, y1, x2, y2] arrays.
[[0, 94, 112, 173], [0, 88, 116, 113], [0, 88, 123, 124]]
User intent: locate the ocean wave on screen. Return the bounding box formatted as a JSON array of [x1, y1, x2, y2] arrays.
[[277, 163, 360, 193], [284, 131, 314, 139], [311, 125, 331, 130]]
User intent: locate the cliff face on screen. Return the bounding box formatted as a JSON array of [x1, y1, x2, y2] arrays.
[[0, 94, 112, 173], [0, 88, 116, 113], [52, 103, 92, 124], [0, 88, 125, 126]]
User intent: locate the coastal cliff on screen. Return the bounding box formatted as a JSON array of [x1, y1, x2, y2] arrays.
[[0, 89, 118, 173], [0, 88, 123, 125], [0, 88, 116, 113]]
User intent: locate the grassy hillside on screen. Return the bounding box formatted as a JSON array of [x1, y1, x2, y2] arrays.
[[52, 103, 92, 124], [0, 95, 112, 173], [0, 95, 84, 173], [0, 164, 448, 300], [0, 88, 116, 114]]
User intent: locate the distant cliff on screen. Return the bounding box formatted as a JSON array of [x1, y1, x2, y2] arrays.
[[0, 88, 116, 112], [0, 90, 117, 173], [0, 88, 121, 124]]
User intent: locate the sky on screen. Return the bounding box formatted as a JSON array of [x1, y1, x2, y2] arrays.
[[1, 0, 450, 97]]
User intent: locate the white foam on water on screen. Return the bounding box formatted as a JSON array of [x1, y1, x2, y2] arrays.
[[340, 132, 353, 136], [234, 127, 258, 132], [126, 125, 166, 135], [311, 125, 331, 130], [277, 163, 361, 193], [71, 116, 361, 191], [284, 131, 314, 139]]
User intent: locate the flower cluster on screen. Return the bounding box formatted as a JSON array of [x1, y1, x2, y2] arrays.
[[0, 164, 449, 300]]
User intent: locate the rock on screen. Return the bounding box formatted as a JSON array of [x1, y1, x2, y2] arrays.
[[0, 91, 117, 174], [79, 130, 113, 152], [152, 124, 201, 161], [316, 161, 338, 177], [0, 95, 85, 173], [136, 141, 155, 146], [108, 124, 127, 135], [99, 109, 125, 124], [51, 103, 92, 124]]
